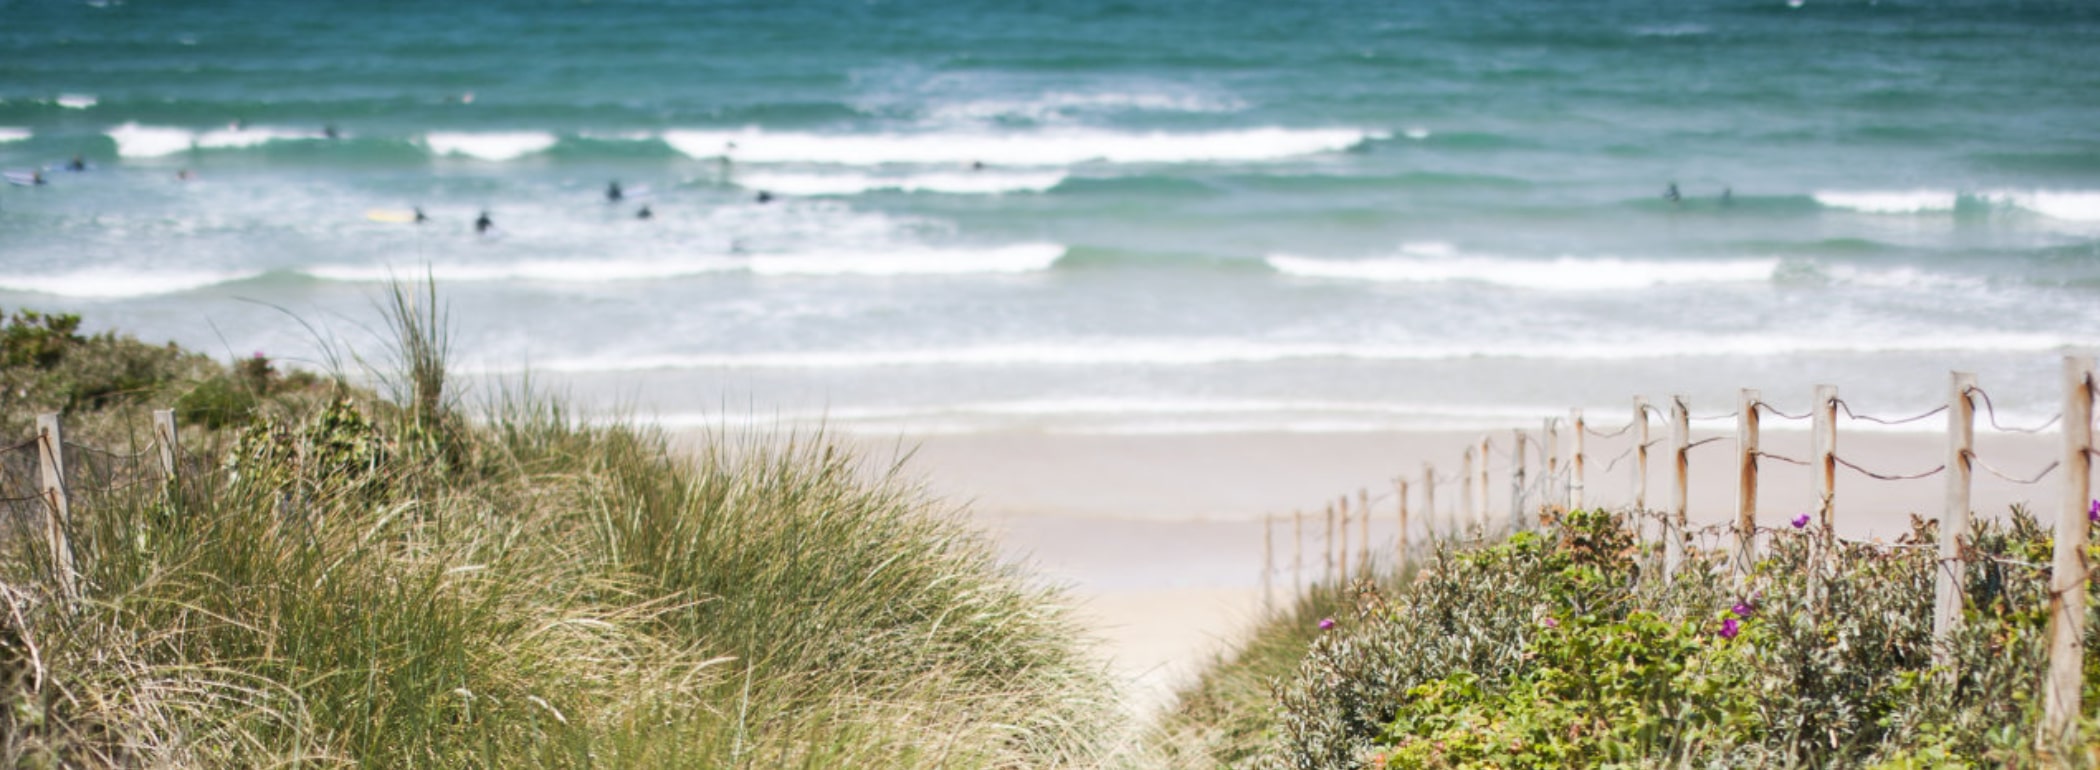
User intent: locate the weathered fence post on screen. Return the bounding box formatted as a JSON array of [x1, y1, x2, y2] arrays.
[[1338, 495, 1351, 581], [1934, 372, 1977, 664], [1634, 395, 1651, 514], [1423, 463, 1439, 539], [1396, 478, 1410, 569], [153, 408, 180, 483], [1358, 488, 1370, 577], [1509, 430, 1528, 531], [1545, 418, 1562, 510], [36, 413, 77, 601], [1667, 396, 1690, 578], [1477, 435, 1492, 531], [1263, 514, 1274, 614], [1812, 385, 1839, 558], [1461, 447, 1476, 529], [1571, 408, 1587, 510], [2040, 356, 2094, 753], [1294, 509, 1305, 597], [1324, 502, 1337, 585], [1734, 389, 1761, 583]]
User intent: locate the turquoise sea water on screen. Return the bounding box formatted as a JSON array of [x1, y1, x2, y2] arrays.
[[2, 0, 2097, 433]]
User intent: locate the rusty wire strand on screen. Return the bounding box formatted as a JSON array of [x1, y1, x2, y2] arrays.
[[1971, 455, 2061, 485], [1833, 454, 1946, 481], [1967, 386, 2063, 434], [1754, 401, 1814, 421], [1834, 398, 1947, 426]]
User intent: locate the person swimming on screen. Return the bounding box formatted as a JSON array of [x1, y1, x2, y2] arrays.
[[1664, 182, 1682, 203], [755, 190, 774, 204], [606, 180, 623, 203], [323, 124, 339, 140], [65, 155, 85, 172], [474, 210, 493, 234], [636, 205, 653, 220], [413, 206, 428, 224], [1720, 187, 1733, 206]]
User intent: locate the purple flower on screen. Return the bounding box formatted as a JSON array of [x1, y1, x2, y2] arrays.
[[1318, 618, 1336, 631], [2089, 499, 2098, 524], [1790, 513, 1812, 529], [1731, 601, 1755, 619], [253, 350, 267, 359], [1541, 617, 1559, 629], [1719, 618, 1741, 640]]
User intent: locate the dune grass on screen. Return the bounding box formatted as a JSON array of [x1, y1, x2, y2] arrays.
[[0, 291, 1120, 767]]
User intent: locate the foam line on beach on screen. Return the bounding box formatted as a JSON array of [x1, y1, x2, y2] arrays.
[[516, 333, 2075, 374], [424, 131, 561, 161], [1265, 246, 1780, 290], [0, 268, 261, 298], [735, 169, 1068, 196], [663, 126, 1381, 166], [306, 244, 1064, 285]]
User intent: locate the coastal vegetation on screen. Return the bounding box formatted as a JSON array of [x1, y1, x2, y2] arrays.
[[1161, 508, 2095, 769], [0, 292, 1116, 767]]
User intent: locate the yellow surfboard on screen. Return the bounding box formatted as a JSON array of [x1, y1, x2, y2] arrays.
[[365, 208, 416, 223]]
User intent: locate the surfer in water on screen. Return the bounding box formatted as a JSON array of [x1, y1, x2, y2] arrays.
[[755, 190, 774, 204], [475, 210, 493, 235], [65, 155, 86, 172], [413, 206, 428, 224], [323, 124, 339, 140], [636, 205, 653, 220], [606, 181, 623, 203], [1721, 187, 1733, 207], [1664, 182, 1682, 204]]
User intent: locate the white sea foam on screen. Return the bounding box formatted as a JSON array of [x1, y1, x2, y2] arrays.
[[305, 257, 743, 284], [0, 128, 29, 143], [1632, 23, 1710, 37], [425, 131, 559, 161], [56, 94, 96, 110], [925, 90, 1246, 124], [1980, 190, 2100, 222], [107, 123, 196, 157], [196, 126, 327, 149], [638, 398, 1564, 435], [746, 243, 1064, 276], [1812, 189, 1958, 214], [736, 169, 1067, 196], [0, 268, 256, 298], [1265, 248, 1778, 290], [1403, 126, 1431, 140], [523, 333, 2073, 374], [308, 244, 1062, 285], [664, 127, 1378, 166]]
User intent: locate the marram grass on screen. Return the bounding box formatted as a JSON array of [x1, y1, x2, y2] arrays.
[[0, 298, 1120, 767]]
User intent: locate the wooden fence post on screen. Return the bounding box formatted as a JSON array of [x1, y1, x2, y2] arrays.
[[1294, 509, 1305, 597], [1668, 396, 1690, 578], [1813, 385, 1839, 558], [1358, 488, 1370, 577], [1545, 418, 1562, 510], [1396, 478, 1410, 570], [1461, 448, 1476, 530], [1324, 503, 1337, 585], [1423, 463, 1439, 539], [1934, 372, 1976, 664], [1735, 389, 1761, 583], [153, 408, 180, 483], [1634, 395, 1651, 513], [1477, 435, 1491, 531], [36, 413, 77, 601], [1263, 514, 1274, 614], [1338, 495, 1351, 581], [2040, 356, 2094, 753], [1571, 408, 1587, 510], [1509, 430, 1528, 531]]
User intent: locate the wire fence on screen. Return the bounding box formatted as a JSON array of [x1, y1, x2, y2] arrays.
[[1257, 356, 2100, 746]]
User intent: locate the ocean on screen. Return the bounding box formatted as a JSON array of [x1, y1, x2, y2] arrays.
[[2, 0, 2097, 435]]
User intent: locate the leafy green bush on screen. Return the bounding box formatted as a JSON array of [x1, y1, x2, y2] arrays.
[[1255, 508, 2100, 769]]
